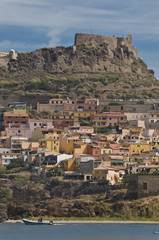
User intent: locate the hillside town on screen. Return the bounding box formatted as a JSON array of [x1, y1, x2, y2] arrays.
[[0, 98, 159, 188]]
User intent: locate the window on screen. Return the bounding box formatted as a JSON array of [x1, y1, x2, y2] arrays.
[[143, 182, 147, 190], [34, 123, 37, 126]]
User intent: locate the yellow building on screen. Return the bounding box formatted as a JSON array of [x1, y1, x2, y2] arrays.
[[101, 147, 112, 154], [39, 133, 60, 152], [59, 134, 81, 155], [129, 143, 151, 155], [74, 142, 88, 155], [74, 110, 95, 122]]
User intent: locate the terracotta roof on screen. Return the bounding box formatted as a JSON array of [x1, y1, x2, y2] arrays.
[[4, 113, 28, 117], [0, 153, 21, 156], [30, 119, 52, 122]]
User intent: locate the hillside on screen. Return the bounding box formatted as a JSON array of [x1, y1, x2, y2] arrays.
[[1, 177, 159, 222], [0, 33, 158, 105]]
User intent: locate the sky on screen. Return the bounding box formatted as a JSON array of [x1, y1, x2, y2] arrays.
[[0, 0, 159, 79]]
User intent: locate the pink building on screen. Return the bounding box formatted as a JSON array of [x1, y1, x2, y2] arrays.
[[91, 112, 127, 127], [5, 124, 31, 139], [37, 98, 99, 113]]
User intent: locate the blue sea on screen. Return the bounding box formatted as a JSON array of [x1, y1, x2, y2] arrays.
[[0, 222, 158, 240]]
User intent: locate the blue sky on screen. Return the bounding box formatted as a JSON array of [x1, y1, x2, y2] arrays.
[[0, 0, 159, 79]]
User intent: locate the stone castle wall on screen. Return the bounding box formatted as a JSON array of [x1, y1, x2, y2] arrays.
[[74, 33, 138, 59], [127, 175, 159, 199]]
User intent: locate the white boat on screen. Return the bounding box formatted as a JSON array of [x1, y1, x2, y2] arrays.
[[153, 229, 159, 235], [23, 218, 53, 225]]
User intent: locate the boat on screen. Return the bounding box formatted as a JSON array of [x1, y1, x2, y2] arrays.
[[23, 218, 53, 225], [153, 229, 159, 235]]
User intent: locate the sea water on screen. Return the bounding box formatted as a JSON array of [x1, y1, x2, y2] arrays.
[[0, 222, 158, 240]]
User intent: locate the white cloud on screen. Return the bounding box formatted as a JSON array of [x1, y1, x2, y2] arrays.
[[0, 40, 45, 52]]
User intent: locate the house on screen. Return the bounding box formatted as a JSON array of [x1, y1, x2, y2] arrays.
[[52, 113, 74, 128], [129, 142, 151, 155], [29, 119, 53, 132], [59, 134, 80, 154], [42, 152, 73, 166], [73, 110, 95, 123], [149, 113, 159, 123], [62, 158, 76, 171], [93, 162, 126, 185], [39, 133, 60, 152], [130, 164, 159, 174], [0, 152, 22, 166], [69, 126, 94, 136], [90, 112, 127, 128], [127, 175, 159, 199], [124, 112, 149, 121], [74, 142, 88, 155], [5, 124, 31, 139], [87, 144, 101, 159], [37, 98, 99, 113], [75, 154, 95, 174], [122, 128, 143, 143], [4, 112, 29, 130], [5, 136, 29, 154]]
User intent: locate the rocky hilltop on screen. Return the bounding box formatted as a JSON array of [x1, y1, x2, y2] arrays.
[[0, 33, 158, 104]]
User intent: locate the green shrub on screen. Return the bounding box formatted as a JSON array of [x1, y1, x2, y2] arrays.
[[0, 187, 13, 203], [108, 75, 119, 82], [6, 158, 24, 170]]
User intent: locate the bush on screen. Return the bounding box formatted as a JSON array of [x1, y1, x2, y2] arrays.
[[6, 158, 24, 170], [0, 187, 13, 203], [97, 179, 109, 185]]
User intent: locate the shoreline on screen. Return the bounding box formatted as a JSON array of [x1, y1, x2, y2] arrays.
[[4, 219, 159, 224]]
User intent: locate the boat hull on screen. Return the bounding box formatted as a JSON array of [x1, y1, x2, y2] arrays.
[[23, 219, 53, 225]]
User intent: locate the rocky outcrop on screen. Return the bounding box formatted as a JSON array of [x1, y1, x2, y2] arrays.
[[1, 178, 159, 222], [0, 33, 157, 103], [6, 33, 152, 76]]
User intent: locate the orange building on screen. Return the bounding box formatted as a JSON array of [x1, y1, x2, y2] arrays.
[[62, 158, 76, 171], [87, 144, 101, 159]]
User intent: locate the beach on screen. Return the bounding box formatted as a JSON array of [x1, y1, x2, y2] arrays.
[[4, 219, 159, 224]]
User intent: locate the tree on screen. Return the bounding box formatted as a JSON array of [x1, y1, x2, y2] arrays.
[[6, 158, 24, 170]]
